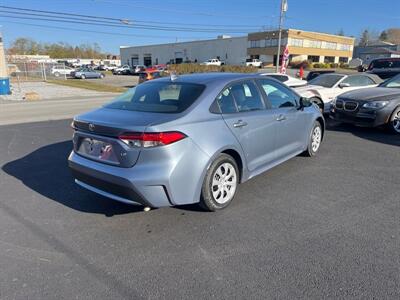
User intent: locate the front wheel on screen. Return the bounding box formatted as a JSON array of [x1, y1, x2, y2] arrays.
[[304, 121, 322, 157], [99, 73, 105, 79], [388, 106, 400, 134], [80, 74, 86, 79], [200, 154, 239, 211]]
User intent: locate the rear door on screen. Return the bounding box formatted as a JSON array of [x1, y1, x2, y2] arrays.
[[257, 78, 308, 160], [218, 80, 277, 172]]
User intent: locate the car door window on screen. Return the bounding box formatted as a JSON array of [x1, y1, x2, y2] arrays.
[[216, 87, 237, 113], [258, 79, 297, 108], [230, 81, 264, 112], [342, 75, 375, 86]]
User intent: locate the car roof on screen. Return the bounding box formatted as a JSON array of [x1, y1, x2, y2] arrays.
[[155, 72, 260, 85]]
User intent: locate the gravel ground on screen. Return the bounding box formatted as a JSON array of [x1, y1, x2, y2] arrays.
[[1, 81, 118, 102], [0, 118, 399, 299]]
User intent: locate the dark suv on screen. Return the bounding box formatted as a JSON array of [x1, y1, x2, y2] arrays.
[[366, 58, 400, 79]]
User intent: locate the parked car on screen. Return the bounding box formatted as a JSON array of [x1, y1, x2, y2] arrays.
[[201, 58, 225, 66], [95, 65, 107, 71], [7, 64, 21, 76], [103, 64, 118, 71], [68, 73, 324, 211], [260, 73, 306, 88], [295, 73, 383, 112], [366, 57, 400, 80], [51, 66, 75, 77], [113, 65, 131, 75], [246, 59, 263, 68], [330, 74, 400, 133], [72, 68, 105, 79], [305, 70, 335, 81], [138, 70, 162, 84], [134, 65, 146, 73]]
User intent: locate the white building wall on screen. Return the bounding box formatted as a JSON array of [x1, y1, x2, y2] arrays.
[[120, 36, 248, 66]]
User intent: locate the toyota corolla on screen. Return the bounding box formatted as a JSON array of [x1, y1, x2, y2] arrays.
[[68, 73, 324, 211]]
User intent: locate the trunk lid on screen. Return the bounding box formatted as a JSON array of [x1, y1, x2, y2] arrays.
[[73, 107, 178, 167]]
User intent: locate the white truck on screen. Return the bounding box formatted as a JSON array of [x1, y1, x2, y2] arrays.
[[246, 58, 263, 68], [201, 58, 225, 66]]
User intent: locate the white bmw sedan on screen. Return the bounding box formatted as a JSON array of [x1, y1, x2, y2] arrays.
[[294, 73, 382, 112]]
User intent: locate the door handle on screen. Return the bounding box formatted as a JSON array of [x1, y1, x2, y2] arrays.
[[276, 114, 286, 122], [233, 120, 248, 128]]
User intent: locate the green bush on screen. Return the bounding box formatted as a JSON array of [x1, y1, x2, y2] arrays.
[[289, 60, 311, 69], [167, 63, 257, 74], [339, 63, 350, 69], [329, 63, 339, 68]]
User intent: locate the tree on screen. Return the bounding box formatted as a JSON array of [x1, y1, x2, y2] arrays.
[[379, 30, 388, 41], [337, 29, 345, 36], [358, 30, 370, 46], [386, 28, 400, 44]]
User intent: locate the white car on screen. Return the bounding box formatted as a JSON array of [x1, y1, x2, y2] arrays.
[[134, 65, 146, 73], [246, 59, 263, 68], [260, 73, 306, 88], [51, 66, 74, 77], [104, 65, 117, 71], [113, 65, 131, 74], [200, 59, 225, 66], [294, 73, 383, 112]]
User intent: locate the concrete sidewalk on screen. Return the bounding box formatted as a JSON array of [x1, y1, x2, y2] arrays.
[[0, 94, 117, 125]]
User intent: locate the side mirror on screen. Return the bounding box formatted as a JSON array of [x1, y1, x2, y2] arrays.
[[339, 82, 350, 89], [298, 97, 312, 110]]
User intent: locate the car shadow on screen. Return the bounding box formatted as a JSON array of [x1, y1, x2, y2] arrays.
[[326, 119, 400, 147], [2, 141, 143, 216]]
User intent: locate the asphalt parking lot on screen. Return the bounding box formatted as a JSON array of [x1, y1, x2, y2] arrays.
[[0, 119, 399, 299]]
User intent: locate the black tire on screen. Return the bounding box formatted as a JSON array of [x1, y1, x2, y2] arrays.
[[310, 97, 324, 113], [100, 73, 105, 79], [303, 121, 323, 157], [81, 75, 86, 79], [388, 106, 400, 134], [199, 154, 239, 211]]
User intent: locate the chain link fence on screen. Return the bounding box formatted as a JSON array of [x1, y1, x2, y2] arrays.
[[8, 61, 73, 83]]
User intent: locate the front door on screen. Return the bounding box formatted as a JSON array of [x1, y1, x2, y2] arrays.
[[218, 80, 277, 172], [257, 78, 308, 160]]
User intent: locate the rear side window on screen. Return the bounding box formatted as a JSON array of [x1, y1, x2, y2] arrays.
[[342, 75, 375, 86], [105, 82, 205, 113]]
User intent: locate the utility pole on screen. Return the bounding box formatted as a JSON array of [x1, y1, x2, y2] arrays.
[[275, 0, 287, 73]]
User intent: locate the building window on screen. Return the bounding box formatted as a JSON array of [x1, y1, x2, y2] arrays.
[[308, 40, 322, 48], [308, 55, 320, 63], [324, 56, 335, 63], [289, 38, 303, 47], [250, 40, 261, 48], [339, 57, 348, 63], [338, 44, 351, 51], [324, 42, 337, 50]]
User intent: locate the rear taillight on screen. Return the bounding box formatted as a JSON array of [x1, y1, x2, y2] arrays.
[[119, 131, 186, 148]]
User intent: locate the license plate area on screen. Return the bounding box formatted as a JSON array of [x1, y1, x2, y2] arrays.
[[77, 137, 119, 164]]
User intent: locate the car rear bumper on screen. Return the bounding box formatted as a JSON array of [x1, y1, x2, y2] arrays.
[[68, 137, 210, 207]]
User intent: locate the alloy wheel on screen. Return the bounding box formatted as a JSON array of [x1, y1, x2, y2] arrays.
[[211, 163, 237, 204], [311, 126, 322, 152], [392, 111, 400, 133]]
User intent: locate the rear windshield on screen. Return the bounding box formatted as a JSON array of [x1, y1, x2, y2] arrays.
[[308, 74, 344, 88], [104, 82, 206, 113]]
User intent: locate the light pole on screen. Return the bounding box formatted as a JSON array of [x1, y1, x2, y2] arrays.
[[275, 0, 287, 73]]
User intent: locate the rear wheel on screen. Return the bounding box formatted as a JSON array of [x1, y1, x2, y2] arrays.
[[54, 72, 60, 77], [200, 154, 239, 211], [304, 121, 322, 157], [388, 106, 400, 134], [81, 74, 86, 79], [99, 73, 105, 79]]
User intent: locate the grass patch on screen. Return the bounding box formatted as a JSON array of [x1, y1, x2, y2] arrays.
[[47, 79, 127, 93], [168, 64, 257, 74]]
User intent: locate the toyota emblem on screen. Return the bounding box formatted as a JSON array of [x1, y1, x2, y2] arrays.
[[88, 123, 95, 131]]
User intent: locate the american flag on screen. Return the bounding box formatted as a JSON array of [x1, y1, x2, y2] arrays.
[[280, 44, 290, 74]]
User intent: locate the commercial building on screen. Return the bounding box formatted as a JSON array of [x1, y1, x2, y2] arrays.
[[120, 35, 248, 67], [120, 29, 355, 67], [353, 41, 400, 65], [248, 29, 355, 66]]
